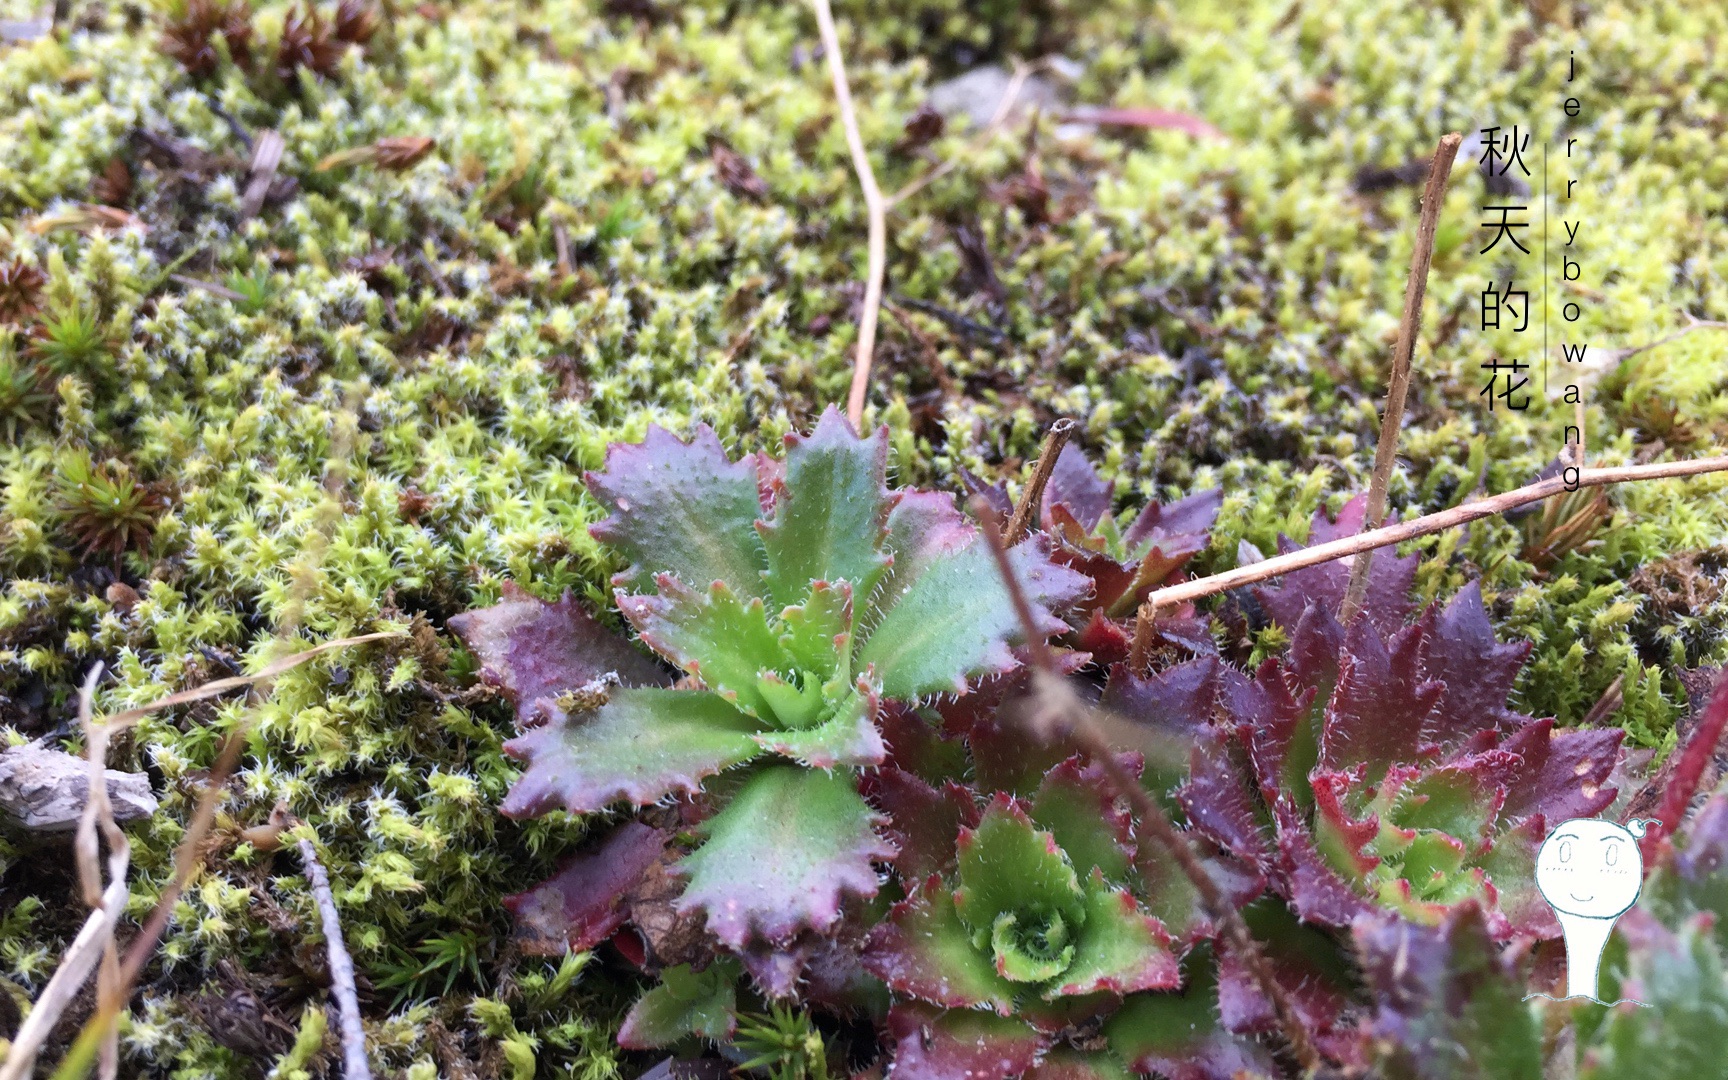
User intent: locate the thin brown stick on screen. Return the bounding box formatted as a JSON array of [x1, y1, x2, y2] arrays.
[[1340, 132, 1462, 624], [971, 506, 1324, 1072], [1145, 454, 1728, 611], [809, 0, 886, 430], [1127, 598, 1159, 677], [1004, 418, 1077, 544], [298, 837, 372, 1080], [99, 631, 404, 734]]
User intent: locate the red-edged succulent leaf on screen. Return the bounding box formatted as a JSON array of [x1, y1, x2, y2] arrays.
[[1415, 583, 1531, 751], [1123, 488, 1223, 552], [886, 1002, 1045, 1080], [1276, 798, 1376, 927], [503, 822, 668, 955], [586, 422, 767, 595], [1351, 905, 1542, 1079], [617, 960, 739, 1050], [1031, 756, 1137, 883], [1496, 719, 1619, 825], [1316, 620, 1440, 780], [863, 874, 1021, 1012], [1051, 872, 1182, 998], [860, 530, 1087, 699], [500, 688, 762, 818], [756, 407, 892, 608], [953, 797, 1087, 946], [675, 765, 892, 949], [1042, 443, 1113, 533], [1105, 953, 1280, 1080], [1180, 727, 1276, 875], [1255, 495, 1417, 637], [864, 767, 979, 881], [447, 583, 664, 725]]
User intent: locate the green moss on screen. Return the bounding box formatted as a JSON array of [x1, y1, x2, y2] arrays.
[[1, 0, 1726, 1074]]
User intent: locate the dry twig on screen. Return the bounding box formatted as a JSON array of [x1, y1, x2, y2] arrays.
[[971, 503, 1327, 1074], [1004, 418, 1077, 544], [298, 836, 372, 1080], [809, 0, 887, 430], [1340, 132, 1461, 623], [1144, 454, 1728, 611]]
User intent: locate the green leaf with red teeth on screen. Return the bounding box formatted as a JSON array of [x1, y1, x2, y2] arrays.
[[676, 765, 894, 949]]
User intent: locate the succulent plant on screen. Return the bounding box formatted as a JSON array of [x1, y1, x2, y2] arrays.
[[1157, 501, 1625, 937], [453, 408, 1083, 953], [986, 444, 1220, 661]]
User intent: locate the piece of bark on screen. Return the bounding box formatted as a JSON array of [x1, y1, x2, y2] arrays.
[[0, 743, 157, 832]]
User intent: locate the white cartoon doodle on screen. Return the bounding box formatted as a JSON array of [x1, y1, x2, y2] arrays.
[[1534, 817, 1650, 1003]]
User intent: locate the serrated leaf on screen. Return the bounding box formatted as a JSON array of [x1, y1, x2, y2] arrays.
[[1123, 487, 1223, 553], [1032, 756, 1136, 883], [778, 579, 854, 682], [862, 875, 1020, 1012], [1180, 728, 1275, 874], [1496, 719, 1620, 825], [1215, 899, 1354, 1040], [1043, 443, 1113, 533], [500, 688, 762, 817], [502, 821, 667, 955], [1255, 494, 1417, 637], [750, 684, 885, 768], [1353, 905, 1542, 1080], [1105, 952, 1279, 1080], [860, 535, 1086, 699], [587, 423, 766, 595], [1417, 583, 1531, 751], [756, 407, 892, 608], [864, 767, 978, 880], [676, 765, 891, 948], [886, 1002, 1044, 1080], [617, 961, 738, 1049], [1317, 619, 1441, 780], [954, 797, 1085, 938], [1047, 872, 1181, 998], [447, 584, 664, 725], [619, 578, 784, 718]]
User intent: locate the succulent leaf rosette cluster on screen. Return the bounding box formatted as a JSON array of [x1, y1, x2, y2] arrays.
[[453, 407, 1084, 951], [455, 418, 1638, 1079]]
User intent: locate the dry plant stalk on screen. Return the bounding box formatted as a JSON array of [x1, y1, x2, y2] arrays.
[[298, 837, 373, 1080], [1145, 454, 1728, 611], [1340, 131, 1462, 623], [1004, 417, 1077, 544], [809, 0, 887, 430], [971, 502, 1327, 1074]]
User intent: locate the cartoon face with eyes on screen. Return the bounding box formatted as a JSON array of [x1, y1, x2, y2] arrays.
[[1535, 817, 1647, 920]]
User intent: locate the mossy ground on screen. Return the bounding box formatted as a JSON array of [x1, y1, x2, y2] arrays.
[[1, 0, 1726, 1075]]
